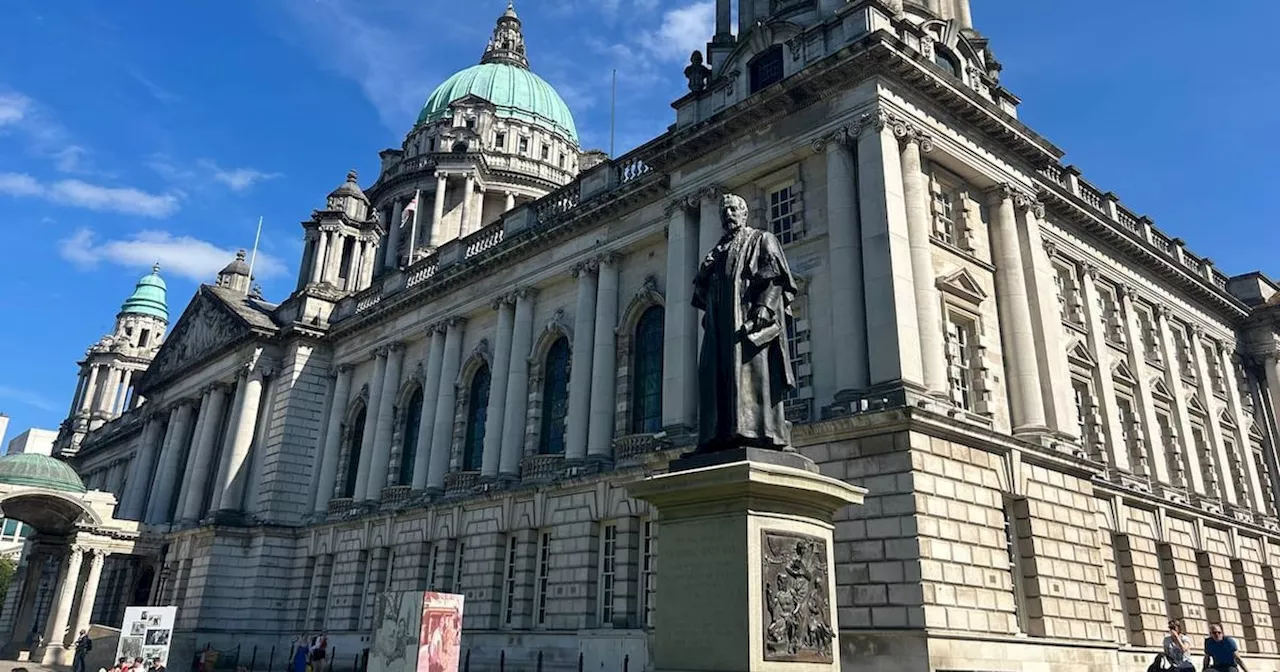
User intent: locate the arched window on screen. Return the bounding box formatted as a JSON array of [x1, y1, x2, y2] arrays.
[[631, 306, 664, 434], [342, 406, 367, 498], [399, 387, 424, 486], [539, 338, 570, 455], [462, 365, 491, 471], [933, 48, 962, 77]]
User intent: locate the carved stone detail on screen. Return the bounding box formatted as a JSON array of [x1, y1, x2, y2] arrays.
[[761, 531, 834, 663], [147, 293, 245, 383]]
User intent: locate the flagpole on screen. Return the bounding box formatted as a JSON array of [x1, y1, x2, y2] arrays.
[[247, 215, 264, 282], [609, 69, 617, 158], [406, 189, 420, 266]]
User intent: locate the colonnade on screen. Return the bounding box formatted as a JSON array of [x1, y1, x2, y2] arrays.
[[117, 358, 273, 526], [375, 171, 522, 273], [67, 363, 140, 423], [4, 543, 110, 664], [307, 224, 378, 291]]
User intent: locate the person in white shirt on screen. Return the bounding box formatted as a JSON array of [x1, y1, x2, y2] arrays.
[[1162, 619, 1194, 671]]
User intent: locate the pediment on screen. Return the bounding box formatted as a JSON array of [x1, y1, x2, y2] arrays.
[[1067, 340, 1095, 367], [936, 268, 987, 304], [140, 288, 253, 391], [1150, 378, 1174, 400], [1220, 410, 1237, 429], [1186, 393, 1207, 416], [448, 94, 496, 114], [1112, 359, 1136, 384]]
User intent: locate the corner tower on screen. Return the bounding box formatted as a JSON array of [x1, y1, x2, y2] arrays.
[[364, 2, 592, 275], [55, 265, 168, 456]]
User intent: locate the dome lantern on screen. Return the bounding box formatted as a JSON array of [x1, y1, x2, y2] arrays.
[[118, 264, 169, 322], [481, 2, 529, 70]]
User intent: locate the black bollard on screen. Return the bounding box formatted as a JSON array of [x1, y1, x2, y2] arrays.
[[536, 651, 543, 672], [578, 652, 584, 672], [499, 650, 505, 672], [623, 654, 629, 672], [463, 649, 471, 672]]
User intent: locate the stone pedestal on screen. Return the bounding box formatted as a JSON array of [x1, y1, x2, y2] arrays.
[[627, 454, 864, 672]]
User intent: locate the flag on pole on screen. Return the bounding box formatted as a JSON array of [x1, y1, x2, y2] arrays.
[[405, 189, 422, 266], [401, 191, 419, 229]]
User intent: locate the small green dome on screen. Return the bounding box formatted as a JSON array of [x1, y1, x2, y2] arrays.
[[417, 63, 578, 144], [0, 453, 87, 494], [120, 264, 169, 322]]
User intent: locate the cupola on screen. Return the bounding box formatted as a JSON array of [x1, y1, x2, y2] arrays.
[[216, 250, 253, 294]]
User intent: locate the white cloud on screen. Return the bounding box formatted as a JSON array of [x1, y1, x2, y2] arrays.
[[52, 145, 89, 173], [0, 172, 180, 217], [60, 228, 288, 282], [197, 160, 281, 192], [644, 1, 715, 62], [0, 92, 31, 127], [0, 386, 58, 413]]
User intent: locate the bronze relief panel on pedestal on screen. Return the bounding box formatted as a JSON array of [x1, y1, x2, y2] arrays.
[[761, 530, 835, 663]]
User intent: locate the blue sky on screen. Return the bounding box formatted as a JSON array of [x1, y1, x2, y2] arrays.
[[0, 0, 1276, 442]]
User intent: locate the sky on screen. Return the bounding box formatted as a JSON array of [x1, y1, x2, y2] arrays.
[[0, 0, 1276, 443]]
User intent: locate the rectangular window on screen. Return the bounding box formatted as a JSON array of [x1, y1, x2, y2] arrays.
[[139, 329, 150, 348], [945, 314, 979, 411], [501, 536, 518, 626], [1222, 438, 1247, 497], [1173, 326, 1195, 380], [1156, 411, 1182, 487], [559, 153, 565, 168], [383, 547, 396, 594], [782, 295, 813, 422], [428, 545, 442, 591], [1136, 306, 1161, 366], [535, 532, 551, 626], [540, 145, 550, 160], [1, 519, 17, 539], [518, 137, 529, 154], [452, 541, 466, 593], [1252, 446, 1276, 517], [494, 132, 506, 149], [1001, 498, 1027, 633], [1054, 263, 1083, 325], [640, 520, 657, 628], [1190, 425, 1218, 497], [1206, 344, 1226, 394], [598, 524, 618, 626], [931, 182, 964, 246], [465, 117, 476, 129], [767, 184, 803, 244], [1074, 379, 1097, 456], [1097, 285, 1124, 345], [1116, 397, 1145, 476]]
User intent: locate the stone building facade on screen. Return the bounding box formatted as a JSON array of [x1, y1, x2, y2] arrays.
[[13, 1, 1280, 671]]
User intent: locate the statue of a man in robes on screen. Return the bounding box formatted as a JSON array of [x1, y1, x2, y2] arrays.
[[692, 192, 799, 454]]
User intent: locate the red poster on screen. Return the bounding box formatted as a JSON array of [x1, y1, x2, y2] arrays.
[[417, 592, 464, 672]]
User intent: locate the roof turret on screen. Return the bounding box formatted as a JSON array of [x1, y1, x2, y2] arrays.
[[118, 264, 168, 322]]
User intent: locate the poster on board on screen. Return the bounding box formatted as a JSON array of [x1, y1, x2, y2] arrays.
[[367, 592, 425, 672], [417, 593, 464, 672], [115, 606, 177, 668]]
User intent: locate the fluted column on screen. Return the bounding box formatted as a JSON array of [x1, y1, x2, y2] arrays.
[[71, 549, 105, 640], [178, 384, 229, 523], [1154, 305, 1206, 496], [41, 548, 83, 655], [1078, 264, 1128, 470], [313, 364, 354, 515], [588, 254, 621, 461], [385, 199, 405, 270], [987, 186, 1046, 433], [1190, 329, 1236, 506], [856, 114, 922, 386], [78, 365, 100, 416], [353, 349, 389, 502], [215, 365, 268, 513], [662, 200, 699, 432], [899, 131, 948, 396], [431, 173, 448, 246], [500, 289, 537, 477], [120, 414, 164, 520], [427, 318, 467, 491], [413, 327, 446, 491], [504, 191, 516, 212], [1223, 346, 1267, 512], [482, 298, 516, 479], [311, 232, 329, 285], [460, 175, 476, 238], [146, 401, 195, 524], [366, 343, 405, 501], [817, 132, 868, 395], [566, 261, 599, 462]]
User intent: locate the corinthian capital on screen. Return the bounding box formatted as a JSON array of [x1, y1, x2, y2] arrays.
[[699, 184, 724, 201], [811, 126, 851, 154], [571, 258, 600, 278]]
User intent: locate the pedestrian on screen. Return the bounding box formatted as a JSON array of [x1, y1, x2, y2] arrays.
[[72, 629, 93, 672], [1203, 623, 1248, 672]]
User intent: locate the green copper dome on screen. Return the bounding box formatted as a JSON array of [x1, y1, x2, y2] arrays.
[[0, 453, 87, 494], [417, 63, 578, 143], [119, 264, 169, 322]]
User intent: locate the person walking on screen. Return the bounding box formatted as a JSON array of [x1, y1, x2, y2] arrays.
[[72, 629, 94, 672], [1203, 623, 1248, 672]]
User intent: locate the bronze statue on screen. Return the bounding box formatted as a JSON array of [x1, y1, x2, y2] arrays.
[[692, 193, 799, 454]]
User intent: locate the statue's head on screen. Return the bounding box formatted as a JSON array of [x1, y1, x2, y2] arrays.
[[720, 193, 748, 231], [690, 50, 704, 65]]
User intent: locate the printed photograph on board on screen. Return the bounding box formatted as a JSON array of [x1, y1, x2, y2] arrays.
[[417, 592, 465, 672], [145, 629, 170, 646], [120, 637, 143, 661], [367, 591, 425, 672], [115, 606, 177, 669], [131, 622, 147, 636]]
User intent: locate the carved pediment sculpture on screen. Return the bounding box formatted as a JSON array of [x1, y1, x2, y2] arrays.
[[146, 291, 248, 385]]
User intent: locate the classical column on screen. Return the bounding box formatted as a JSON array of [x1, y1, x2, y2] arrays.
[[385, 199, 405, 270], [1078, 264, 1129, 471], [146, 401, 195, 525], [208, 375, 249, 514], [99, 367, 122, 416], [481, 298, 516, 479], [67, 370, 87, 418], [344, 239, 362, 290], [500, 289, 537, 477], [1154, 305, 1206, 496], [566, 261, 599, 462], [460, 175, 476, 238], [1021, 212, 1078, 439], [696, 187, 722, 274], [431, 173, 448, 246], [856, 115, 922, 386], [79, 365, 100, 416], [504, 191, 516, 212], [178, 384, 229, 522], [413, 327, 446, 491], [311, 232, 329, 285], [818, 132, 869, 395], [115, 370, 134, 415], [898, 130, 948, 396], [9, 550, 46, 648], [1223, 347, 1267, 512], [588, 254, 621, 461], [119, 414, 164, 520], [325, 231, 347, 285], [1190, 329, 1236, 506], [987, 186, 1047, 432], [71, 550, 105, 640], [42, 548, 83, 652], [215, 365, 268, 513], [366, 343, 405, 501], [353, 350, 389, 502], [373, 206, 390, 271], [313, 365, 354, 515], [662, 199, 699, 432], [427, 319, 466, 491]]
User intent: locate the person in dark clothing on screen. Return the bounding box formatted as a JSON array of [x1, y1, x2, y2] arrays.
[[72, 629, 93, 672], [1203, 624, 1248, 672]]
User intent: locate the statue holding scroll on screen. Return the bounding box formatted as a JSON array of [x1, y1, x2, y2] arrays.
[[692, 192, 799, 454]]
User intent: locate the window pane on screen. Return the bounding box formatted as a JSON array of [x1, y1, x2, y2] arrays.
[[631, 307, 665, 434], [399, 388, 424, 485], [342, 407, 367, 498], [463, 365, 492, 471], [540, 338, 571, 454]]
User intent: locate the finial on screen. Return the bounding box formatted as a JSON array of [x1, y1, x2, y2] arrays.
[[152, 262, 161, 274], [236, 249, 247, 262], [504, 0, 517, 18], [346, 169, 359, 183]]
